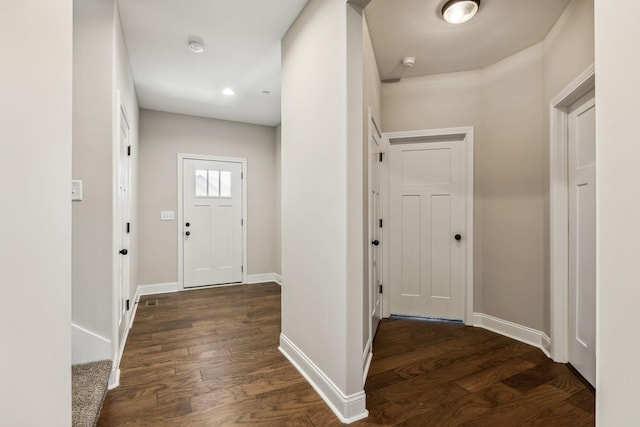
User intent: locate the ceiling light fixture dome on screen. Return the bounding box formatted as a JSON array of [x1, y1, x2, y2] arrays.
[[222, 88, 235, 96], [442, 0, 480, 24]]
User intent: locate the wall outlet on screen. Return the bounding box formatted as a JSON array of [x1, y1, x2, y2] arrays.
[[160, 211, 174, 221]]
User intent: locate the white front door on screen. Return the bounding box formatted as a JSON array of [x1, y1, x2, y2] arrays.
[[388, 137, 467, 320], [370, 130, 382, 335], [568, 92, 596, 387], [117, 106, 130, 339], [183, 158, 243, 288]]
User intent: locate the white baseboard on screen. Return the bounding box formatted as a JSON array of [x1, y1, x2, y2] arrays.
[[108, 368, 120, 389], [473, 313, 551, 356], [246, 273, 281, 284], [138, 282, 179, 296], [273, 273, 282, 285], [71, 323, 111, 365], [279, 333, 368, 424]]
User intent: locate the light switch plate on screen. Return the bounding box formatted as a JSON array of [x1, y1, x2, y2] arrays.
[[72, 180, 83, 201], [160, 211, 174, 221]]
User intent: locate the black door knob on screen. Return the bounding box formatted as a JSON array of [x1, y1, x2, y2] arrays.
[[372, 240, 380, 246], [119, 249, 128, 255], [185, 231, 191, 236], [454, 234, 462, 241], [185, 222, 190, 227]]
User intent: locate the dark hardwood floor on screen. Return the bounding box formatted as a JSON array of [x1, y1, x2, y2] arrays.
[[98, 283, 594, 426]]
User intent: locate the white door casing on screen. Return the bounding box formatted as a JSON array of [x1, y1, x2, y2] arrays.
[[568, 93, 596, 386], [116, 102, 130, 344], [385, 128, 473, 323], [369, 117, 383, 337], [179, 155, 246, 288], [550, 64, 595, 363]]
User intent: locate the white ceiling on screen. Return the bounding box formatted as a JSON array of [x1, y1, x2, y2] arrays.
[[117, 0, 308, 127], [365, 0, 572, 80], [118, 0, 572, 127]]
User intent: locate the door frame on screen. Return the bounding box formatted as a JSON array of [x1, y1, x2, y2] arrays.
[[177, 153, 248, 290], [111, 90, 132, 379], [364, 108, 382, 377], [549, 64, 595, 362], [382, 126, 474, 325]]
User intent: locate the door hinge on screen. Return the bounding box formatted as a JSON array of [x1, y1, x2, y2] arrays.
[[241, 265, 244, 273], [127, 145, 131, 156], [379, 152, 384, 162], [379, 219, 383, 228], [379, 284, 383, 294], [126, 222, 130, 233], [126, 299, 130, 310], [241, 172, 244, 179], [241, 219, 244, 226]]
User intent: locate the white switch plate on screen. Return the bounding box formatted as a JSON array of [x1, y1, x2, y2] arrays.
[[160, 211, 174, 221], [71, 180, 83, 201]]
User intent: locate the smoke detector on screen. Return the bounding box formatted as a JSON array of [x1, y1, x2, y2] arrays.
[[187, 37, 204, 54], [402, 57, 416, 68]]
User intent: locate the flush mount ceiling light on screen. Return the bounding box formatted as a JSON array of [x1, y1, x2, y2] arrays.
[[442, 0, 480, 24], [187, 37, 204, 54], [222, 88, 235, 96]]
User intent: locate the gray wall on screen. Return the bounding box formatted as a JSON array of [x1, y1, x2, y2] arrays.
[[274, 124, 281, 275], [381, 0, 594, 333], [72, 0, 139, 344], [137, 110, 277, 284], [0, 0, 73, 424], [595, 0, 640, 422], [281, 0, 366, 398]]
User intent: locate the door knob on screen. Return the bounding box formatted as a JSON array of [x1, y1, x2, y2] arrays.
[[185, 222, 190, 227], [454, 234, 462, 241], [372, 240, 380, 246], [119, 249, 128, 255], [185, 231, 191, 236]]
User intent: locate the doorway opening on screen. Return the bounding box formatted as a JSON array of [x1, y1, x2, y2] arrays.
[[382, 127, 474, 324], [177, 154, 247, 289], [549, 64, 596, 388]]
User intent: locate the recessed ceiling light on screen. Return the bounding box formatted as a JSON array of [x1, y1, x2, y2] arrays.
[[222, 88, 235, 96], [442, 0, 480, 24], [187, 37, 204, 54]]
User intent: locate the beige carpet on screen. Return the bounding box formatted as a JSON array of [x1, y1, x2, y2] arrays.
[[72, 360, 112, 427]]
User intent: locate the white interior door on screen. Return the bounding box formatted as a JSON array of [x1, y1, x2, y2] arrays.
[[370, 131, 382, 335], [183, 158, 243, 288], [568, 92, 596, 387], [117, 106, 130, 339], [388, 137, 466, 320]]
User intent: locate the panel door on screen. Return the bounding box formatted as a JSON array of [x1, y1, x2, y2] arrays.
[[568, 94, 596, 387], [117, 107, 130, 342], [371, 131, 382, 336], [183, 159, 243, 287], [389, 139, 466, 320]]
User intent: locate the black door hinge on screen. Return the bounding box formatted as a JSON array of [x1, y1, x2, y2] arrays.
[[127, 145, 131, 156], [379, 285, 383, 294], [126, 222, 130, 233], [241, 266, 244, 273], [379, 152, 384, 162], [379, 219, 383, 228], [126, 299, 130, 310]]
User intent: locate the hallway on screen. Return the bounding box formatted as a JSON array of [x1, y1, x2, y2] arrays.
[[98, 284, 594, 426]]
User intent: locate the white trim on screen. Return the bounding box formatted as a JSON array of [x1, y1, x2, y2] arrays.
[[138, 282, 179, 296], [246, 273, 281, 284], [177, 153, 248, 290], [382, 126, 474, 325], [473, 313, 551, 357], [362, 349, 373, 386], [549, 64, 595, 362], [273, 273, 282, 285], [71, 324, 112, 365], [279, 334, 368, 424], [108, 368, 120, 390]]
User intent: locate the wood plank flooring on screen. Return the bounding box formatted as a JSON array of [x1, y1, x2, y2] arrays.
[[98, 283, 594, 426]]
